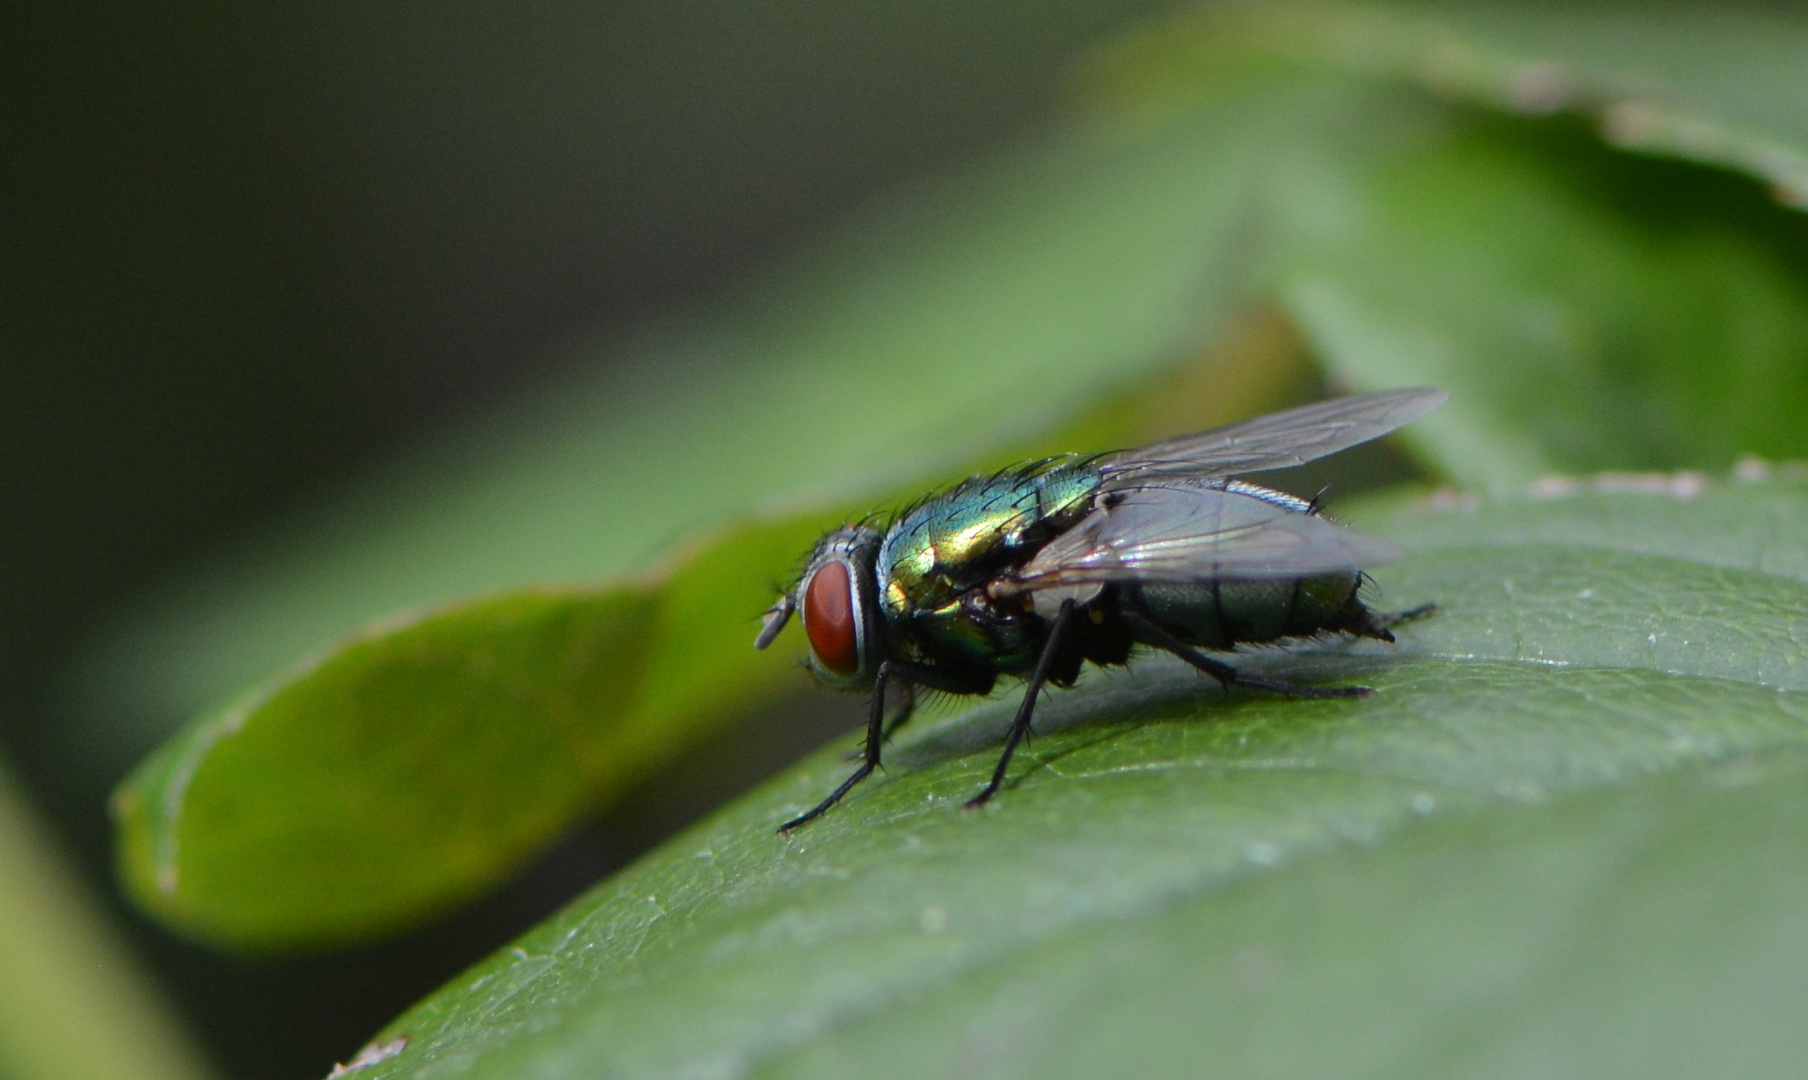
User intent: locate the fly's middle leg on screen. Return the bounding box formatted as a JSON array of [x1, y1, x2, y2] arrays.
[[966, 598, 1079, 810]]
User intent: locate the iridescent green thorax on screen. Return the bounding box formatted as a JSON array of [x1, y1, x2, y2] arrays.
[[874, 456, 1102, 670]]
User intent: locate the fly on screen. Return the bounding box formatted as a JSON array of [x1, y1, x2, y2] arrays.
[[756, 387, 1447, 832]]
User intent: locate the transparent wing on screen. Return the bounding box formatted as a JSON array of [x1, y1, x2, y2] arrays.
[[995, 484, 1400, 599], [1100, 387, 1447, 487]]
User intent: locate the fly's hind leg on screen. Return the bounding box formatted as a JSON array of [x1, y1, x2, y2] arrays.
[[1347, 599, 1439, 643], [1379, 602, 1439, 630], [1122, 612, 1372, 700]]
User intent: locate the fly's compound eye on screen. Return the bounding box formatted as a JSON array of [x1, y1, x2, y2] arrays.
[[802, 559, 860, 677]]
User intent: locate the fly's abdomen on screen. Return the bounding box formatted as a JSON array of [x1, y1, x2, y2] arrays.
[[1125, 571, 1364, 650]]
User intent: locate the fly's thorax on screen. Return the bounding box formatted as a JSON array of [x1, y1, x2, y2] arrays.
[[1125, 571, 1364, 650], [875, 458, 1102, 620], [904, 589, 1043, 674], [795, 525, 884, 690], [864, 461, 1100, 677]]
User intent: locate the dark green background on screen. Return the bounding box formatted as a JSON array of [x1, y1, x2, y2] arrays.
[[4, 3, 1173, 1076]]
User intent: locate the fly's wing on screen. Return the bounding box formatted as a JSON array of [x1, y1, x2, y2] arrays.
[[996, 484, 1400, 602], [1100, 387, 1447, 487]]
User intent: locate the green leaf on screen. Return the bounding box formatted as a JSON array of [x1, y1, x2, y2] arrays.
[[329, 478, 1808, 1078], [1274, 118, 1808, 488], [1365, 0, 1808, 202], [1095, 1, 1808, 203], [112, 513, 848, 948], [1090, 3, 1808, 489]]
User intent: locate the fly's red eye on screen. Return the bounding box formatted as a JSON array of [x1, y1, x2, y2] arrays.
[[803, 560, 859, 676]]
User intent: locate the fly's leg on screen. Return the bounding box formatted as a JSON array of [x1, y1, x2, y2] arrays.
[[787, 664, 992, 832], [781, 662, 897, 833], [841, 680, 915, 760], [882, 681, 916, 742], [1349, 600, 1438, 643], [966, 599, 1078, 810], [1380, 602, 1439, 630], [1123, 612, 1371, 700], [1353, 599, 1440, 642]]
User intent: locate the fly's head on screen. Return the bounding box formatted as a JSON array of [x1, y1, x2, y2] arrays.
[[755, 525, 885, 690]]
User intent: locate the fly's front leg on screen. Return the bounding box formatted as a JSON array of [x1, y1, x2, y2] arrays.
[[841, 679, 915, 760], [787, 662, 991, 831], [781, 662, 897, 834], [1123, 612, 1371, 700], [865, 665, 992, 751], [966, 599, 1078, 810], [881, 681, 916, 742]]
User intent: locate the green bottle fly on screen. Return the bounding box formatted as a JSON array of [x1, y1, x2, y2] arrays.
[[756, 388, 1446, 831]]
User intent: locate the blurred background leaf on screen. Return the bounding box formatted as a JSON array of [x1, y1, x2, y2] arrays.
[[0, 761, 214, 1080], [10, 0, 1808, 1077]]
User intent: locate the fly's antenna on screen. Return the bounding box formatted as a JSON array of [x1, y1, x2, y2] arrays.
[[755, 593, 796, 650]]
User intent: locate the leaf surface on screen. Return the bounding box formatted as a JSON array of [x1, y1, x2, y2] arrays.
[[334, 479, 1808, 1078]]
